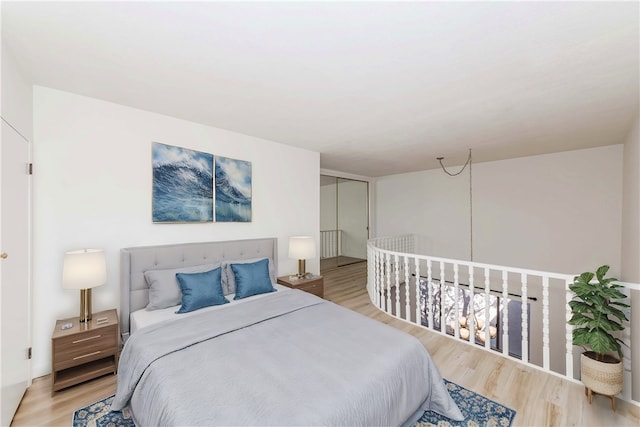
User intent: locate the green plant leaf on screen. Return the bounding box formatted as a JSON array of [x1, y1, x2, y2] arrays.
[[569, 283, 595, 298], [576, 272, 594, 284], [589, 319, 623, 332], [568, 301, 593, 313], [572, 328, 591, 346], [601, 287, 627, 300], [568, 313, 590, 326], [595, 265, 610, 282], [603, 306, 629, 323], [587, 329, 616, 354], [609, 300, 630, 308]]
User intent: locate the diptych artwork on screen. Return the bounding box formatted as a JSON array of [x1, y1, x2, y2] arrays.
[[215, 156, 252, 222], [151, 142, 252, 223]]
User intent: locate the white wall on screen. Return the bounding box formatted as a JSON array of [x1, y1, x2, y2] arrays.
[[1, 42, 33, 142], [375, 168, 472, 260], [376, 145, 623, 275], [32, 87, 320, 377], [621, 118, 640, 401], [622, 119, 639, 283], [475, 146, 623, 274]]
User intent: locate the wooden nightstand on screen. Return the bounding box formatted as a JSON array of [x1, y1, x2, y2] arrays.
[[51, 309, 120, 393], [277, 275, 324, 298]]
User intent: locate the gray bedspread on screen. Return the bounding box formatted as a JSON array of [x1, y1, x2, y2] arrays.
[[112, 289, 463, 426]]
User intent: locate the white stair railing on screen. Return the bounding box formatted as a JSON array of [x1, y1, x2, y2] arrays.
[[320, 229, 342, 259], [367, 234, 639, 407]]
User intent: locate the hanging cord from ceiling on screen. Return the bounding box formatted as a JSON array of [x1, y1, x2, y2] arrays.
[[436, 149, 473, 261], [436, 148, 472, 176]]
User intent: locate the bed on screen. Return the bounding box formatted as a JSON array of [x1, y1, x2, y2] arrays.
[[112, 238, 463, 426]]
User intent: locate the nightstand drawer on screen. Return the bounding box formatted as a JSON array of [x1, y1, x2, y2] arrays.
[[53, 325, 117, 370], [299, 282, 323, 296]]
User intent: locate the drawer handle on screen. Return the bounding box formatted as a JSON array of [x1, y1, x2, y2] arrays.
[[73, 350, 102, 360], [72, 335, 101, 344]]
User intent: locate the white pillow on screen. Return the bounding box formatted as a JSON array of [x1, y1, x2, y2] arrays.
[[144, 263, 219, 311]]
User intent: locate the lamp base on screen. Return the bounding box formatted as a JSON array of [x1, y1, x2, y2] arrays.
[[79, 288, 92, 323], [297, 259, 306, 278]]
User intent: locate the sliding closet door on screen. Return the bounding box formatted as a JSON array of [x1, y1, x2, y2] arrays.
[[336, 178, 368, 266], [320, 175, 339, 271]]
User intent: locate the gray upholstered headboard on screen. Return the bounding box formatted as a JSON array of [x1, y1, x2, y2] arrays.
[[120, 238, 278, 337]]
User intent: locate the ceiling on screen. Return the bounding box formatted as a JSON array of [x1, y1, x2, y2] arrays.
[[2, 1, 638, 177]]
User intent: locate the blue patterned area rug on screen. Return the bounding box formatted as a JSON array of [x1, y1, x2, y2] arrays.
[[72, 395, 134, 427], [415, 379, 516, 427], [73, 380, 515, 427]]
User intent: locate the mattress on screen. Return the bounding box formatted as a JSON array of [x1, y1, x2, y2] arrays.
[[130, 283, 290, 333]]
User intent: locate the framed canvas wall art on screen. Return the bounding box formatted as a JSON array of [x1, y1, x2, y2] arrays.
[[152, 142, 214, 223], [214, 156, 252, 222]]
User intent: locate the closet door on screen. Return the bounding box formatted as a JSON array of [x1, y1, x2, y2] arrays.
[[337, 178, 368, 266], [320, 175, 339, 271], [1, 119, 31, 426]]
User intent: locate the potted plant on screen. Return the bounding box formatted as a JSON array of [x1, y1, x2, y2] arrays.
[[568, 265, 629, 410]]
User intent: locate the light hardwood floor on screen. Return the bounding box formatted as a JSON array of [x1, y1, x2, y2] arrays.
[[12, 262, 640, 426]]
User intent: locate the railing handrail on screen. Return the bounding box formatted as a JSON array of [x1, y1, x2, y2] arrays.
[[372, 247, 573, 282], [370, 234, 640, 287]]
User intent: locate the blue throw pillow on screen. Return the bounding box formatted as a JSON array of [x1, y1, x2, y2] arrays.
[[231, 258, 276, 300], [176, 267, 229, 313]]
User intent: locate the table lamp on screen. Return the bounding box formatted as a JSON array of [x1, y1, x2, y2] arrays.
[[288, 236, 316, 278], [62, 249, 106, 322]]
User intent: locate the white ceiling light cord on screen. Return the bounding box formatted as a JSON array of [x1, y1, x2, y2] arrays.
[[437, 149, 473, 261]]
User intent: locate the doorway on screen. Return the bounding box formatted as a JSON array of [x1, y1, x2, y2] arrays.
[[320, 175, 369, 272]]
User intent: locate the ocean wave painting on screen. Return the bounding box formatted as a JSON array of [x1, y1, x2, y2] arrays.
[[152, 142, 213, 223], [215, 156, 251, 222]]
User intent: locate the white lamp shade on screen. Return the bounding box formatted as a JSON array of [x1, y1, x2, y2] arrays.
[[288, 236, 316, 260], [62, 249, 107, 290]]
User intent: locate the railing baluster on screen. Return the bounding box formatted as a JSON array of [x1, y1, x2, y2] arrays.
[[404, 255, 410, 321], [369, 246, 373, 302], [542, 275, 550, 370], [502, 270, 509, 356], [374, 250, 380, 308], [427, 259, 433, 329], [414, 257, 421, 326], [468, 266, 475, 343], [394, 254, 401, 317], [521, 273, 528, 363], [454, 263, 460, 339], [385, 253, 391, 312], [484, 268, 491, 349], [565, 278, 574, 379], [439, 261, 445, 334]]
